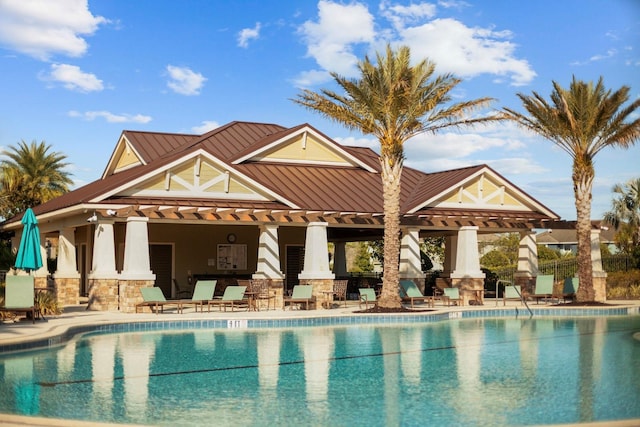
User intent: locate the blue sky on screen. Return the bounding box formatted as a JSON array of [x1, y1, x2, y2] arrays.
[[0, 0, 638, 221]]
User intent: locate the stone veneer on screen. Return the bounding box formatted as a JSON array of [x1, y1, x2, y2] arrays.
[[120, 280, 155, 313], [53, 277, 80, 306], [87, 279, 119, 311], [299, 278, 334, 309]]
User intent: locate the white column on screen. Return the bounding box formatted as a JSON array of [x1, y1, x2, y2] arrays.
[[253, 224, 285, 280], [333, 241, 347, 276], [88, 220, 118, 279], [54, 227, 80, 279], [451, 226, 484, 278], [516, 231, 538, 276], [590, 229, 604, 273], [35, 232, 48, 277], [399, 227, 422, 278], [121, 217, 154, 280], [298, 222, 334, 280]]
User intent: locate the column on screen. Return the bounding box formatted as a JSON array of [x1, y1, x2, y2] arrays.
[[514, 231, 538, 292], [253, 224, 285, 308], [450, 226, 485, 304], [87, 220, 119, 310], [332, 241, 347, 277], [299, 222, 334, 308], [120, 217, 155, 313], [399, 227, 422, 278], [53, 227, 80, 305], [591, 229, 607, 302]]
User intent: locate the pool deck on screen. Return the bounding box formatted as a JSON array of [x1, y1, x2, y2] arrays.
[[1, 298, 640, 427]]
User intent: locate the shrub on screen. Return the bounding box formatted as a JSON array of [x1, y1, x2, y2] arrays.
[[480, 250, 511, 268], [606, 269, 640, 299], [36, 291, 62, 315]]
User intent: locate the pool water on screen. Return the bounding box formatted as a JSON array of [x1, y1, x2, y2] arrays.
[[1, 316, 639, 426]]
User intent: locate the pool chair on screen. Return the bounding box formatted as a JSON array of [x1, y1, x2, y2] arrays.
[[358, 288, 377, 309], [557, 277, 579, 302], [443, 287, 463, 306], [136, 287, 184, 314], [283, 285, 316, 310], [332, 280, 348, 308], [172, 278, 192, 299], [400, 280, 433, 308], [503, 285, 523, 306], [0, 275, 37, 323], [208, 285, 248, 312], [526, 275, 554, 304], [181, 280, 217, 312]]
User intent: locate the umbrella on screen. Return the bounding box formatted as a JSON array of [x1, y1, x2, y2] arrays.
[[14, 208, 43, 273]]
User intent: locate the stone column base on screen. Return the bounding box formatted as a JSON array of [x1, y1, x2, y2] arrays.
[[87, 279, 119, 311], [299, 278, 334, 309], [53, 277, 80, 306], [450, 277, 484, 305], [120, 280, 155, 313], [593, 272, 607, 303], [514, 273, 535, 294]]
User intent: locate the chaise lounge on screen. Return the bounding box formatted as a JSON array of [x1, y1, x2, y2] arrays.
[[0, 275, 37, 323], [283, 285, 316, 310], [136, 287, 184, 314], [400, 280, 433, 308]]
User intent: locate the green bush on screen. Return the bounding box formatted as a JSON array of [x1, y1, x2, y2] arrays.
[[36, 291, 62, 315], [606, 269, 640, 299], [480, 250, 511, 268]]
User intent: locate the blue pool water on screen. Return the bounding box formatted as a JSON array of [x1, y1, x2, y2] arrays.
[[0, 315, 639, 426]]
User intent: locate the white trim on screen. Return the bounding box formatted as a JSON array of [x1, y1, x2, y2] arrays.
[[101, 134, 147, 179]]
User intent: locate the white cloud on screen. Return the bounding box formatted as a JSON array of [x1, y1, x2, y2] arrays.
[[166, 65, 206, 95], [291, 69, 332, 87], [0, 0, 107, 60], [238, 22, 261, 48], [399, 18, 536, 86], [68, 110, 152, 123], [380, 0, 437, 31], [192, 121, 220, 134], [41, 63, 103, 92], [298, 0, 376, 77]]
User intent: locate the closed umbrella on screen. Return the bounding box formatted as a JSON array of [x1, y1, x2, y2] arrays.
[[14, 208, 43, 273]]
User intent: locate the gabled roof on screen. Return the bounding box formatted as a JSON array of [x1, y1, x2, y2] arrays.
[[2, 121, 560, 228]]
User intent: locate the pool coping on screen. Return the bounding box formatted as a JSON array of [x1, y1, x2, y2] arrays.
[[2, 302, 639, 355]]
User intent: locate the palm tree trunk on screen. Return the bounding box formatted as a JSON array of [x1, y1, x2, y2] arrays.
[[379, 157, 403, 308], [574, 166, 595, 302]]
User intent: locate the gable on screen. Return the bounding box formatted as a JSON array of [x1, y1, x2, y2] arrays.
[[104, 136, 145, 176], [409, 168, 557, 218], [233, 126, 376, 172]]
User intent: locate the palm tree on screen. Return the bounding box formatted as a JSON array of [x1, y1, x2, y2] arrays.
[[0, 140, 73, 219], [603, 177, 640, 256], [502, 77, 640, 302], [293, 45, 499, 308]]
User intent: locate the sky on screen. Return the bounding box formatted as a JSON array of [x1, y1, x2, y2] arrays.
[[0, 0, 638, 221]]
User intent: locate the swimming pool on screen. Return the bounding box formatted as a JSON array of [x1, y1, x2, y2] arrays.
[[1, 314, 639, 426]]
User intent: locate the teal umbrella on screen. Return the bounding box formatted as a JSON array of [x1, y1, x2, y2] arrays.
[[14, 208, 43, 273]]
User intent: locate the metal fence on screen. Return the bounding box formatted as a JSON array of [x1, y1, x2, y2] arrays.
[[490, 254, 635, 284]]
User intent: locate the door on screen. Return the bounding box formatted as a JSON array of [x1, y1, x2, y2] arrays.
[[150, 244, 173, 297], [285, 245, 304, 295]]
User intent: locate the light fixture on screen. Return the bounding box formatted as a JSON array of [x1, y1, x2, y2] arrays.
[[106, 209, 117, 216], [87, 213, 98, 223]]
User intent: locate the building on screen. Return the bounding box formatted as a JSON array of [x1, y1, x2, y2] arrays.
[[3, 120, 606, 310]]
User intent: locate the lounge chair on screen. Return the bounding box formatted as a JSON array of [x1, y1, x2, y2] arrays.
[[250, 279, 276, 311], [332, 280, 348, 307], [400, 280, 433, 308], [181, 280, 216, 312], [358, 288, 377, 309], [136, 287, 184, 314], [557, 277, 579, 302], [443, 287, 463, 306], [172, 278, 192, 299], [503, 285, 523, 306], [208, 285, 248, 312], [0, 275, 37, 323], [283, 285, 316, 310], [526, 275, 554, 304]]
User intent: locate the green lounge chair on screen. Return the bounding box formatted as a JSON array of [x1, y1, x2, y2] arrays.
[[400, 280, 433, 308], [558, 277, 579, 302], [358, 288, 377, 309], [527, 275, 554, 304], [443, 287, 463, 306], [136, 287, 183, 314], [283, 285, 316, 310], [182, 280, 216, 312], [0, 275, 36, 323], [208, 285, 247, 312], [503, 285, 523, 306]]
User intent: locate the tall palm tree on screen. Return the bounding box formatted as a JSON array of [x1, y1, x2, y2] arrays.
[[0, 140, 72, 219], [293, 45, 499, 308], [603, 177, 640, 255], [502, 77, 640, 302]]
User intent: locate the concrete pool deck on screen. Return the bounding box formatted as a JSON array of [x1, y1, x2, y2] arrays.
[[1, 299, 640, 427]]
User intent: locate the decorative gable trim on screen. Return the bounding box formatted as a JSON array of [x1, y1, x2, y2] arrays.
[[91, 149, 300, 208], [232, 125, 377, 172], [102, 134, 146, 178], [408, 166, 558, 218]]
